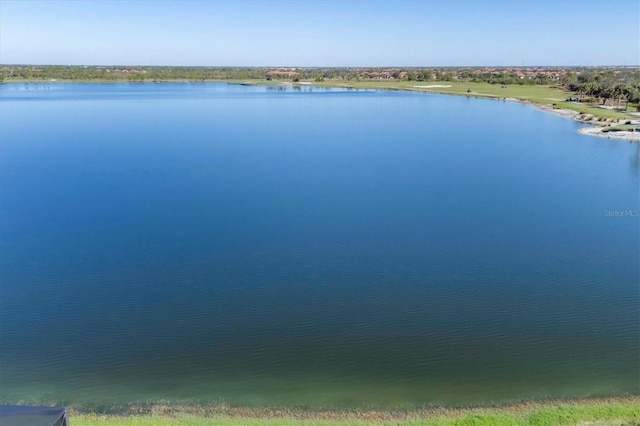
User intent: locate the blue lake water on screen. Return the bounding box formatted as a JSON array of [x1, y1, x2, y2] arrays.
[[0, 83, 638, 408]]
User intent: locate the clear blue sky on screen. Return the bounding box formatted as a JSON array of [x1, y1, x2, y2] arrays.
[[1, 0, 638, 66]]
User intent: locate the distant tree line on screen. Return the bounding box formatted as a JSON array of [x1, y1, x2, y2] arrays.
[[0, 66, 270, 82], [2, 65, 639, 107], [560, 70, 640, 109]]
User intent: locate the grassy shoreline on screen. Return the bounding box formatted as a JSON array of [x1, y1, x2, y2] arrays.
[[4, 78, 638, 140], [62, 396, 640, 425], [3, 78, 637, 118], [291, 80, 640, 140]]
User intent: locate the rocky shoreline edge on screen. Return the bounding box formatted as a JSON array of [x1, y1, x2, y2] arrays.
[[525, 103, 639, 141]]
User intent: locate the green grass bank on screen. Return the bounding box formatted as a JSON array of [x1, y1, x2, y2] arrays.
[[68, 397, 640, 425], [301, 80, 639, 122], [4, 78, 639, 124]]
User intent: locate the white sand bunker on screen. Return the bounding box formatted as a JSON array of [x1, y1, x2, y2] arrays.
[[413, 85, 452, 88]]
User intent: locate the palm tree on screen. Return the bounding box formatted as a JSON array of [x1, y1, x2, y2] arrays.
[[613, 84, 628, 110], [628, 87, 640, 112], [582, 82, 600, 103], [599, 86, 615, 106], [576, 83, 587, 101]]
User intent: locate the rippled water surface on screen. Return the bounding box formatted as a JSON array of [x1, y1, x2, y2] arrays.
[[0, 83, 638, 408]]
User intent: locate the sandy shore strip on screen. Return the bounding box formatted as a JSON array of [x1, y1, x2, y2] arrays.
[[534, 104, 581, 119], [578, 126, 640, 141]]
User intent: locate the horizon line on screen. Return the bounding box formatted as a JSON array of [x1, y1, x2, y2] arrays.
[[2, 63, 640, 68]]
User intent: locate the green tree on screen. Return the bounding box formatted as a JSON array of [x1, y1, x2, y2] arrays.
[[599, 86, 614, 106], [562, 71, 578, 90], [623, 86, 639, 111], [612, 84, 626, 109]]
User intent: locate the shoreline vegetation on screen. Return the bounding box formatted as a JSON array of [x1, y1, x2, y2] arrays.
[[3, 65, 640, 141], [57, 396, 640, 425], [271, 79, 640, 141]]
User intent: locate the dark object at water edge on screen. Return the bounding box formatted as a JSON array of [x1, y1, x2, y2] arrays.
[[0, 405, 69, 426]]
